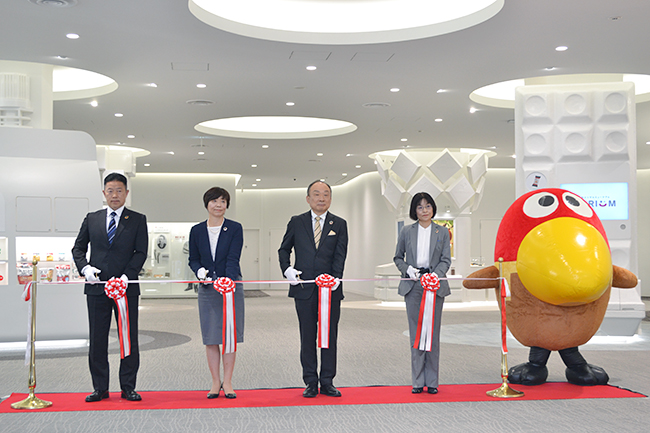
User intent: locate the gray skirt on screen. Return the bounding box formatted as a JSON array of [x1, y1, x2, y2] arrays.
[[198, 282, 245, 346]]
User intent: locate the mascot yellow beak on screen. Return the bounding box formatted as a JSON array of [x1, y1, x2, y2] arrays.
[[516, 217, 612, 306]]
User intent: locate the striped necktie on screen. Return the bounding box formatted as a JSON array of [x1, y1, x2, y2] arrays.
[[314, 216, 322, 249], [108, 211, 117, 245]]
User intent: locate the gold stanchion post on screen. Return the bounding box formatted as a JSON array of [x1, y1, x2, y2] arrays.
[[11, 258, 53, 410], [486, 257, 524, 398]]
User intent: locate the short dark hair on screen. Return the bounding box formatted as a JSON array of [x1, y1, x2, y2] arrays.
[[104, 172, 128, 188], [203, 187, 230, 208], [307, 180, 331, 196], [409, 192, 437, 221]]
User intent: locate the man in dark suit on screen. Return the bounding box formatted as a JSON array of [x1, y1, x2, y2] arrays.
[[72, 172, 148, 402], [278, 180, 348, 398]]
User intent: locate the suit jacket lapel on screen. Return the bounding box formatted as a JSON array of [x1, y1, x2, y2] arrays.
[[409, 223, 418, 262], [301, 212, 317, 250], [429, 224, 440, 265], [112, 208, 129, 245]]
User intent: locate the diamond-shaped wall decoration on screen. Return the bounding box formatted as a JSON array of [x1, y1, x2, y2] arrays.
[[467, 153, 487, 185], [407, 173, 443, 199], [375, 155, 389, 183], [428, 149, 463, 184], [470, 177, 487, 211], [383, 176, 406, 210], [447, 175, 475, 208], [390, 151, 421, 184]]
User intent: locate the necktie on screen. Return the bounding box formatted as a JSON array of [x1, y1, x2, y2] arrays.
[[108, 211, 117, 245], [314, 216, 322, 249]]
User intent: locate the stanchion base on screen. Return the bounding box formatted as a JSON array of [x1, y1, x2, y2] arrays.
[[11, 394, 53, 410], [486, 381, 525, 398]]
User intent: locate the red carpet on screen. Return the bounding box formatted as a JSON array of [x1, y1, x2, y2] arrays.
[[1, 383, 644, 413]]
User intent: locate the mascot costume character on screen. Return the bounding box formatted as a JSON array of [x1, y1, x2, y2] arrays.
[[464, 188, 638, 386]]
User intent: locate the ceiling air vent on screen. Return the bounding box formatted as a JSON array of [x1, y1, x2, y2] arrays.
[[186, 100, 215, 106], [362, 102, 391, 108]]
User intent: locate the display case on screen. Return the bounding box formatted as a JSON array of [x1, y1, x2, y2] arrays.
[[140, 222, 198, 298]]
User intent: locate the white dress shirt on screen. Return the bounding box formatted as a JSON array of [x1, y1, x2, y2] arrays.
[[416, 223, 431, 268]]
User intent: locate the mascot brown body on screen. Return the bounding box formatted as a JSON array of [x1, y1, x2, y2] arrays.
[[464, 188, 637, 386]]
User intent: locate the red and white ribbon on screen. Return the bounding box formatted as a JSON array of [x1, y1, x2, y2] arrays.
[[214, 277, 237, 354], [499, 276, 509, 355], [104, 277, 131, 359], [315, 273, 337, 349], [22, 282, 33, 365], [413, 273, 440, 352]]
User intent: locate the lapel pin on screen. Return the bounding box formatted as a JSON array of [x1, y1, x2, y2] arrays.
[[124, 215, 129, 220], [329, 220, 333, 225], [223, 227, 228, 231]]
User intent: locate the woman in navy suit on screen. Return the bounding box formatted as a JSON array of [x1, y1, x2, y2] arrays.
[[189, 187, 244, 399], [393, 192, 451, 395]]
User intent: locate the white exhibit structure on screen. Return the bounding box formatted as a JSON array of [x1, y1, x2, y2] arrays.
[[515, 81, 645, 336]]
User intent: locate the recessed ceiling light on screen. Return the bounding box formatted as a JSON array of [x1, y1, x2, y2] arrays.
[[469, 107, 477, 114], [400, 138, 407, 142], [144, 163, 150, 167], [262, 144, 269, 148], [306, 66, 317, 71], [256, 178, 261, 182], [197, 83, 207, 88], [555, 45, 568, 52], [346, 153, 352, 157], [114, 113, 123, 117], [436, 89, 447, 93], [252, 184, 257, 187], [390, 88, 400, 92], [168, 151, 175, 155], [66, 33, 79, 39], [147, 83, 158, 88], [544, 66, 557, 71], [56, 55, 68, 60], [116, 142, 125, 145], [355, 165, 361, 168], [186, 99, 215, 105], [316, 153, 323, 156], [251, 164, 257, 167], [127, 134, 135, 138], [434, 118, 442, 122], [286, 102, 295, 106], [30, 0, 78, 7], [646, 141, 650, 145], [198, 151, 205, 155], [342, 173, 347, 176], [90, 100, 98, 107], [511, 154, 516, 158]]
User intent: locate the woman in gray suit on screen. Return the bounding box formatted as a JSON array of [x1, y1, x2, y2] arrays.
[[393, 192, 451, 395], [189, 187, 244, 399]]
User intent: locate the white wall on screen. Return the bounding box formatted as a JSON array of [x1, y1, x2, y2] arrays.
[[637, 169, 650, 296], [127, 168, 649, 297]]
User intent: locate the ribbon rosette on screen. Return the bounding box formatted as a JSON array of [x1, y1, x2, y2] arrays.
[[104, 277, 131, 358], [315, 273, 337, 349], [413, 273, 440, 352], [214, 277, 237, 354]]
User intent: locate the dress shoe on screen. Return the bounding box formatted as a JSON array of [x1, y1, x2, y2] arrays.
[[412, 387, 424, 394], [121, 389, 142, 401], [320, 384, 342, 397], [427, 387, 438, 394], [222, 383, 237, 399], [303, 383, 318, 398], [207, 392, 219, 399], [85, 390, 109, 402]]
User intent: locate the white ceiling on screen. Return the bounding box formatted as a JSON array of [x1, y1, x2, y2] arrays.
[[2, 0, 650, 189]]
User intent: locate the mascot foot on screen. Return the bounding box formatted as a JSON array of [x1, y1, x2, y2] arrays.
[[508, 362, 548, 386], [565, 364, 609, 386]]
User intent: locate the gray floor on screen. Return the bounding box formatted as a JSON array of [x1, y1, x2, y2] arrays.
[[1, 291, 649, 432]]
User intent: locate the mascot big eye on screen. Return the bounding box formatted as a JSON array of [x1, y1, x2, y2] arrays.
[[464, 188, 637, 386]]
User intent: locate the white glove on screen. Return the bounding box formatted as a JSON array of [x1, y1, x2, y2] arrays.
[[120, 274, 129, 289], [83, 265, 102, 283], [196, 267, 207, 281], [284, 267, 303, 286], [332, 278, 341, 291], [407, 265, 420, 280]]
